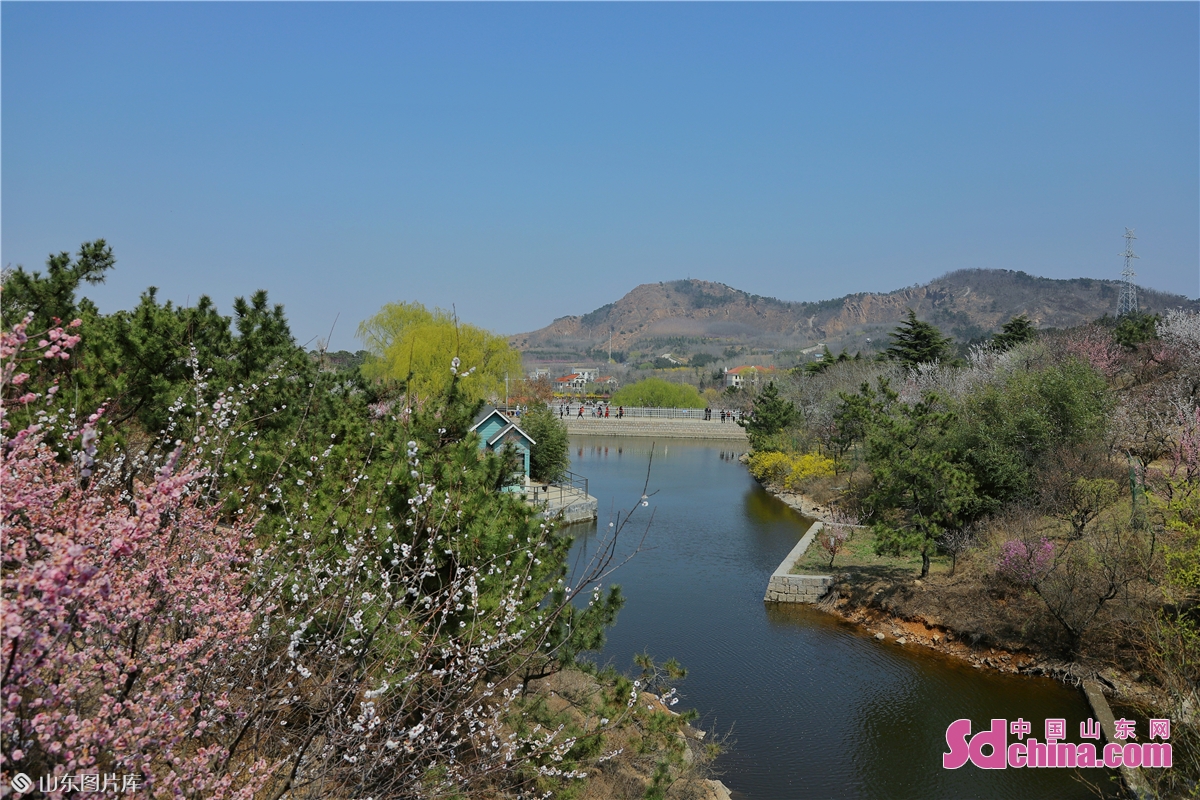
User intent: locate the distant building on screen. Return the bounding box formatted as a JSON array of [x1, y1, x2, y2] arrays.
[[470, 406, 535, 488], [571, 368, 599, 383], [724, 365, 777, 389], [555, 373, 589, 390], [529, 368, 550, 379], [658, 353, 683, 365]]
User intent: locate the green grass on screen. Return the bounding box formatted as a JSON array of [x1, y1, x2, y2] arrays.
[[792, 526, 951, 578]]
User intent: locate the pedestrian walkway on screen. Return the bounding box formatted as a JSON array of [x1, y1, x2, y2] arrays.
[[562, 416, 748, 440]]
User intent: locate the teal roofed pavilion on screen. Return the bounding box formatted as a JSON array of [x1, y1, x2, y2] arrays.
[[469, 406, 535, 488]]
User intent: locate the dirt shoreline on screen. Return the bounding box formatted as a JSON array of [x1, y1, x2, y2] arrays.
[[765, 485, 1164, 709]]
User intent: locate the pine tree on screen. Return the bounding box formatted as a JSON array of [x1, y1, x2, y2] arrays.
[[1, 240, 115, 329], [884, 309, 953, 367], [741, 381, 796, 448], [859, 386, 979, 578], [992, 315, 1037, 351]]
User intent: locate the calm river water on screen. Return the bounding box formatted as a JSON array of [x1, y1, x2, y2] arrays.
[[565, 436, 1120, 800]]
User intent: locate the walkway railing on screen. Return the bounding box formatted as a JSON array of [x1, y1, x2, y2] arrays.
[[496, 404, 746, 422], [553, 404, 745, 421], [524, 469, 590, 510]]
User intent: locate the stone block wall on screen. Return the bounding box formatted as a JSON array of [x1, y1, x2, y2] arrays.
[[763, 521, 834, 604], [765, 573, 834, 603]]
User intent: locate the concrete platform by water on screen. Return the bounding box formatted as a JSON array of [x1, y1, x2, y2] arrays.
[[524, 483, 598, 523]]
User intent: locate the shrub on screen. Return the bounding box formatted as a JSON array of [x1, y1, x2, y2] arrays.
[[996, 537, 1055, 584], [746, 450, 835, 490], [522, 404, 570, 482], [747, 451, 794, 485], [785, 452, 836, 488]]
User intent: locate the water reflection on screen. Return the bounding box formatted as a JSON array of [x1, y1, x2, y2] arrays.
[[744, 486, 813, 527], [565, 436, 1117, 799]]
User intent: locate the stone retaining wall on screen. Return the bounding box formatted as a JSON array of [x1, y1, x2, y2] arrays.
[[563, 417, 748, 440], [764, 521, 834, 604]]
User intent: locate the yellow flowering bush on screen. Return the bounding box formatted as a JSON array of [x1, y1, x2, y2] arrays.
[[747, 450, 836, 488], [747, 451, 794, 485], [786, 452, 836, 487]]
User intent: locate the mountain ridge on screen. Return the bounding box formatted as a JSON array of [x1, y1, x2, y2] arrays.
[[511, 270, 1198, 357]]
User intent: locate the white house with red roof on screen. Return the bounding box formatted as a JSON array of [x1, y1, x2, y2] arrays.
[[724, 365, 777, 389]]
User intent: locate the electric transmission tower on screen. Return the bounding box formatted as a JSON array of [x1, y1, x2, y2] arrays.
[[1116, 227, 1139, 317]]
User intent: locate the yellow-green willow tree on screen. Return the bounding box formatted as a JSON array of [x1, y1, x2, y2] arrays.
[[358, 302, 522, 404]]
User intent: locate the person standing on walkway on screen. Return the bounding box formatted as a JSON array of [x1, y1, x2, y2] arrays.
[[578, 405, 584, 419], [604, 405, 610, 418], [618, 406, 624, 419]]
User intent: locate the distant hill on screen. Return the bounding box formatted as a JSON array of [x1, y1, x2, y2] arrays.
[[511, 270, 1198, 361]]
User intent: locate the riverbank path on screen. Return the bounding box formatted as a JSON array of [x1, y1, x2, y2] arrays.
[[561, 416, 749, 441]]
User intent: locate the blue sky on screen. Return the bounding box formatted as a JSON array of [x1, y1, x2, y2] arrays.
[[3, 2, 1197, 350]]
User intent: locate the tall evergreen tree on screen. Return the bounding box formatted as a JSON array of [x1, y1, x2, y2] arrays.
[[851, 382, 978, 578], [1, 240, 115, 329], [992, 315, 1038, 351], [741, 381, 796, 448], [884, 309, 953, 367], [1113, 311, 1161, 348]]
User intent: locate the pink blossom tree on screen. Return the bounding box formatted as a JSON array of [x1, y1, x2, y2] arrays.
[[1, 314, 655, 799], [2, 318, 273, 798], [1063, 325, 1121, 378]]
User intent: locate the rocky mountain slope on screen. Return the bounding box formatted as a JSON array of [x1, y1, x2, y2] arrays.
[[511, 270, 1197, 358]]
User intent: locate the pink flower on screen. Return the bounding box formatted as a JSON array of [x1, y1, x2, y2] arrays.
[[996, 537, 1054, 584]]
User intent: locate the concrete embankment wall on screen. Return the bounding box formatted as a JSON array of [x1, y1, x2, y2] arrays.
[[552, 495, 598, 524], [764, 521, 834, 603], [524, 486, 599, 523], [563, 417, 749, 441], [1082, 681, 1153, 799]]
